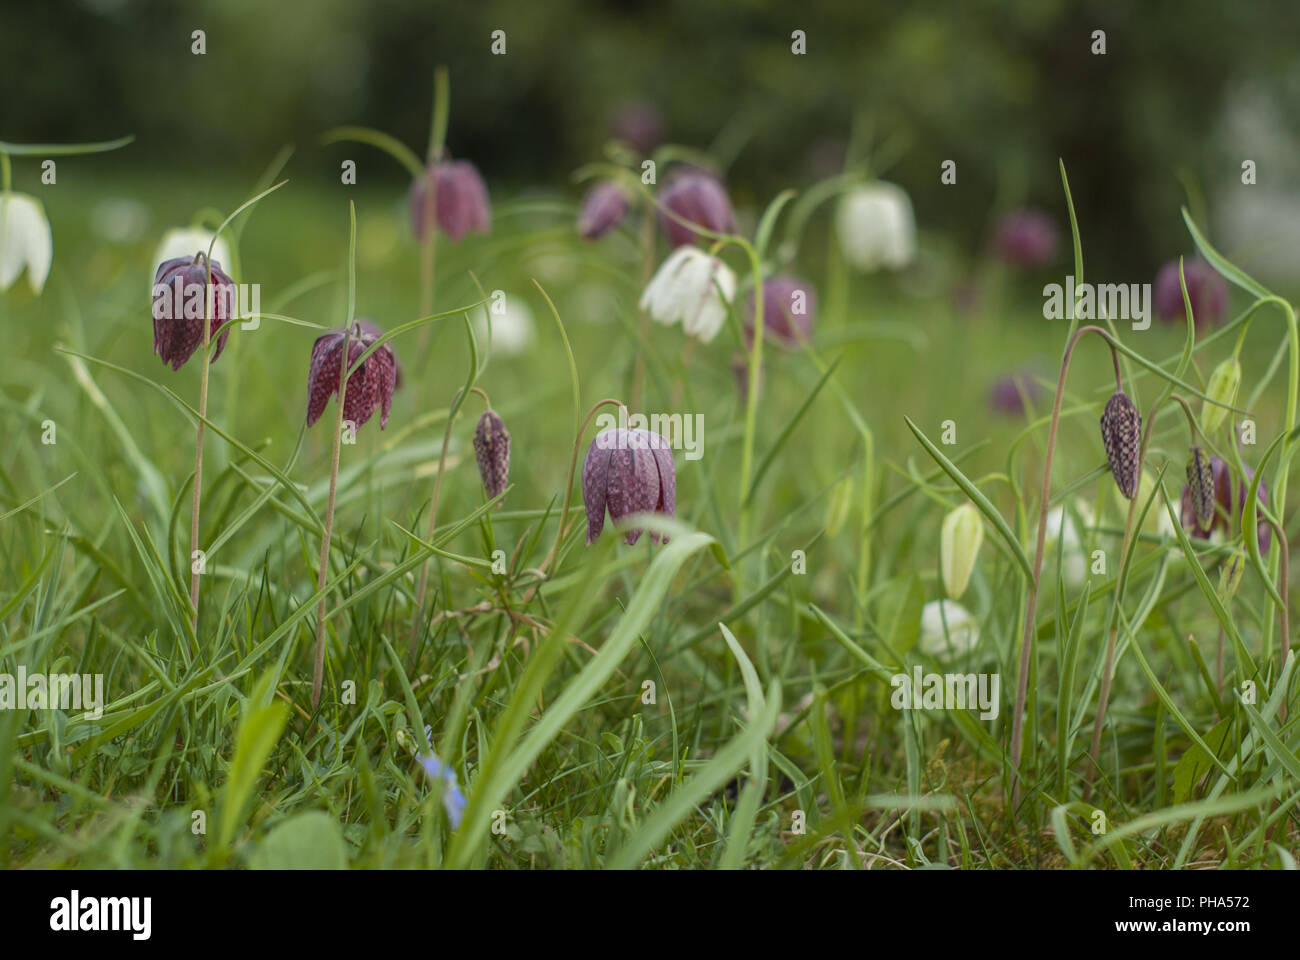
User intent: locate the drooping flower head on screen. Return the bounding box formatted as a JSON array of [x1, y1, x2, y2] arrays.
[[358, 319, 402, 391], [1154, 258, 1228, 329], [582, 428, 675, 545], [835, 182, 916, 272], [745, 275, 816, 350], [473, 410, 511, 500], [152, 227, 232, 277], [1185, 446, 1215, 530], [989, 371, 1043, 417], [410, 159, 492, 243], [640, 247, 736, 344], [918, 599, 980, 657], [577, 181, 630, 241], [305, 322, 397, 430], [609, 99, 663, 154], [151, 253, 235, 370], [1179, 455, 1270, 554], [940, 503, 984, 600], [1100, 391, 1141, 499], [473, 293, 536, 357], [992, 208, 1059, 268], [0, 193, 52, 295], [658, 170, 736, 248]]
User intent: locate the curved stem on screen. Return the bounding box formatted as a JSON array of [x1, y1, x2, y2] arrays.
[[409, 385, 472, 654], [1262, 517, 1290, 719], [418, 176, 438, 353], [1087, 390, 1177, 789], [187, 253, 215, 645], [1009, 324, 1119, 807], [540, 399, 627, 576]]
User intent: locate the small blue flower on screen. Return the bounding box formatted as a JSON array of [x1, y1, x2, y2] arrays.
[[418, 753, 467, 829]]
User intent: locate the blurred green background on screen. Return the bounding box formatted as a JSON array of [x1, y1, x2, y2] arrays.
[[5, 0, 1300, 278]]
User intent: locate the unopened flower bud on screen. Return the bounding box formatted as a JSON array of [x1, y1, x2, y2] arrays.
[[1186, 446, 1215, 529], [1100, 391, 1141, 499], [1201, 357, 1241, 435], [473, 410, 511, 500], [577, 181, 629, 240], [1218, 549, 1245, 606], [940, 503, 984, 600]]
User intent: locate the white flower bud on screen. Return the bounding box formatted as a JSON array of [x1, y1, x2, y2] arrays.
[[940, 503, 983, 600], [834, 182, 916, 272]]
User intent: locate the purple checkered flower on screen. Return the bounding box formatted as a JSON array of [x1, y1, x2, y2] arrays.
[[577, 181, 630, 240], [410, 159, 492, 243], [745, 275, 816, 350], [658, 170, 735, 248], [992, 208, 1059, 268], [151, 253, 235, 370], [1154, 258, 1228, 329], [305, 323, 397, 430], [582, 428, 676, 545]]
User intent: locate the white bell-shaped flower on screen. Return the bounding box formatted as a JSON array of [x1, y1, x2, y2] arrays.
[[474, 293, 536, 357], [640, 246, 737, 344], [918, 599, 980, 657], [152, 227, 233, 275], [0, 192, 53, 294], [835, 182, 916, 272]]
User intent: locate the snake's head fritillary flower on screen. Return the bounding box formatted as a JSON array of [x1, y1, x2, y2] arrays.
[[992, 208, 1059, 268], [745, 275, 816, 350], [940, 503, 984, 601], [151, 254, 235, 370], [582, 428, 675, 546], [474, 294, 537, 357], [989, 371, 1043, 417], [152, 227, 233, 278], [1186, 446, 1215, 530], [918, 599, 980, 657], [577, 181, 630, 240], [357, 319, 402, 391], [1036, 502, 1094, 588], [640, 246, 736, 344], [417, 754, 467, 830], [1154, 258, 1228, 329], [1218, 549, 1246, 606], [305, 323, 397, 430], [1179, 455, 1270, 553], [609, 99, 663, 154], [658, 171, 736, 248], [1100, 391, 1141, 499], [473, 410, 511, 500], [835, 182, 916, 272], [0, 193, 52, 295], [1200, 356, 1241, 435], [410, 159, 492, 243]]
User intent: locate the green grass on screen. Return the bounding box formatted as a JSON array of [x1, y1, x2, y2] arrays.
[[1, 160, 1298, 870]]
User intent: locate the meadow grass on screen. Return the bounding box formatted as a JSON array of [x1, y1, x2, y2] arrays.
[[1, 161, 1298, 870]]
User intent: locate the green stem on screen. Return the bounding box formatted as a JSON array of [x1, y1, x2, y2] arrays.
[[408, 385, 491, 654], [312, 322, 354, 711], [548, 398, 628, 570], [736, 238, 764, 554], [1009, 324, 1119, 807], [187, 252, 214, 646]]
